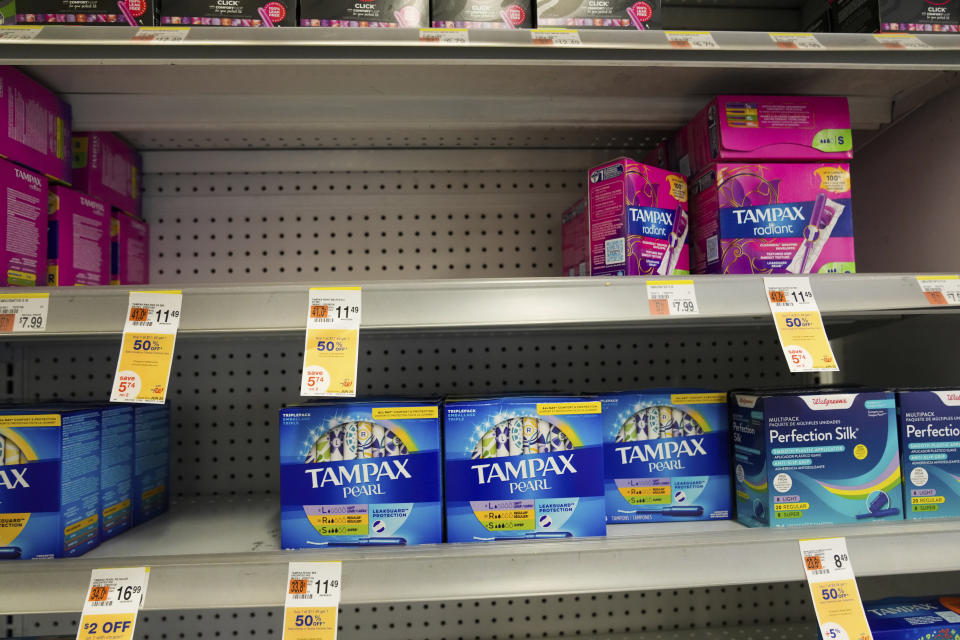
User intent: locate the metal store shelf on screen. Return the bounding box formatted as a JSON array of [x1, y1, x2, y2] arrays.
[[0, 495, 957, 613], [6, 274, 956, 338]]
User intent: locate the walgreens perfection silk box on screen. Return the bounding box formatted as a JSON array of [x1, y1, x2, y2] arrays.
[[690, 162, 855, 275], [280, 399, 443, 548], [537, 0, 660, 29], [731, 389, 902, 528], [600, 390, 730, 524], [300, 0, 427, 26], [48, 186, 110, 286], [0, 158, 47, 287], [897, 390, 960, 521], [0, 68, 72, 185], [444, 396, 606, 542], [431, 0, 533, 28], [678, 95, 852, 178], [72, 133, 142, 219], [588, 158, 690, 277]]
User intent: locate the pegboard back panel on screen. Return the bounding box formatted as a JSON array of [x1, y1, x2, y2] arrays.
[[145, 168, 582, 284], [20, 326, 806, 498], [16, 582, 812, 640]]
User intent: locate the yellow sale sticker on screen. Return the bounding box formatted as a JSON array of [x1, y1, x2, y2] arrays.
[[764, 278, 838, 373], [300, 288, 361, 397], [283, 562, 341, 640], [799, 538, 872, 640], [111, 292, 181, 404]]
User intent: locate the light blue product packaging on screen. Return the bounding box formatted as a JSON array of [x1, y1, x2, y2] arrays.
[[97, 405, 134, 540], [863, 596, 960, 640], [897, 390, 960, 520], [0, 409, 101, 559], [444, 396, 606, 542], [279, 399, 443, 548], [600, 390, 731, 523], [731, 389, 903, 527], [133, 405, 170, 526]]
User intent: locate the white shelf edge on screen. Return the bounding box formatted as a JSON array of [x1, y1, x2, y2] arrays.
[[2, 274, 955, 338], [1, 496, 957, 614]]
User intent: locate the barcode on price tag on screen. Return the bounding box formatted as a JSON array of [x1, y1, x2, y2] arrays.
[[0, 293, 48, 332], [530, 29, 581, 46], [874, 33, 932, 49], [916, 275, 960, 306], [133, 27, 190, 42], [665, 31, 718, 49], [419, 28, 469, 43], [646, 280, 699, 316], [769, 33, 824, 49]]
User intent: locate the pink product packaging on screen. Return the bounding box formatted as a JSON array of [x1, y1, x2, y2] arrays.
[[111, 210, 149, 285], [561, 197, 588, 277], [48, 186, 110, 286], [0, 158, 47, 286], [690, 162, 855, 275], [0, 67, 72, 185], [588, 157, 689, 277], [641, 140, 669, 169], [679, 95, 853, 178], [72, 133, 142, 219]]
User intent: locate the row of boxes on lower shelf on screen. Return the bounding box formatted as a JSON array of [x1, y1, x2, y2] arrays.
[[0, 404, 169, 560], [277, 388, 960, 550]]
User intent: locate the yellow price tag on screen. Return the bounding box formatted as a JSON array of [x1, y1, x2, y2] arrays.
[[111, 291, 181, 403], [301, 288, 361, 397], [283, 562, 342, 640], [764, 277, 838, 373], [799, 538, 872, 640], [76, 567, 149, 640]]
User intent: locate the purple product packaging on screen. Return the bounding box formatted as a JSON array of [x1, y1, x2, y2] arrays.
[[0, 158, 47, 287], [588, 158, 690, 277], [561, 197, 588, 277], [430, 0, 533, 28], [690, 162, 855, 275], [160, 0, 294, 25], [678, 95, 853, 179], [48, 186, 110, 287], [16, 0, 158, 25], [641, 140, 669, 170], [111, 210, 149, 285], [301, 0, 428, 26], [0, 68, 71, 186], [536, 0, 660, 29], [72, 133, 142, 219], [832, 0, 960, 33]]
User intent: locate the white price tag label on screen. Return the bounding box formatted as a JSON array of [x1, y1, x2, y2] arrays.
[[530, 28, 581, 46], [665, 31, 719, 49], [419, 28, 469, 43], [0, 293, 48, 332], [770, 32, 824, 49], [874, 33, 932, 49], [764, 277, 838, 373], [916, 275, 960, 305], [799, 538, 871, 640], [646, 279, 699, 316], [76, 567, 150, 640], [301, 287, 361, 397], [282, 562, 342, 640], [111, 291, 182, 404], [132, 27, 190, 42], [0, 26, 43, 40]]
